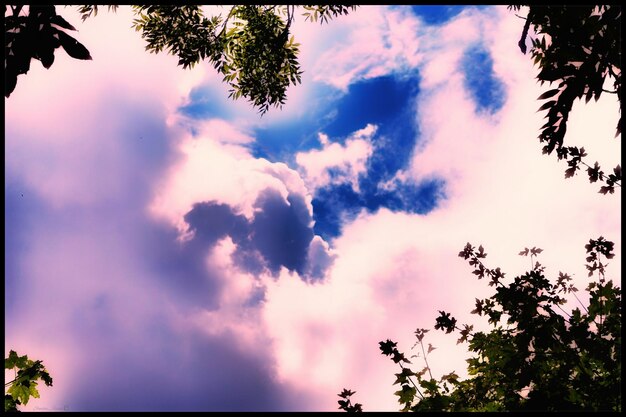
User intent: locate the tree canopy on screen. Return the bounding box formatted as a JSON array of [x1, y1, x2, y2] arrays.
[[4, 5, 356, 114], [339, 237, 621, 411], [511, 5, 621, 194]]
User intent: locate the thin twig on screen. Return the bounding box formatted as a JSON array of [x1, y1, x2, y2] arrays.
[[419, 340, 434, 381], [217, 6, 235, 38], [399, 363, 426, 401], [571, 291, 589, 314], [518, 10, 532, 54]]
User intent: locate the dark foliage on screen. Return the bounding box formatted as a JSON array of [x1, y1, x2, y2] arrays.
[[510, 5, 621, 193], [340, 238, 621, 411], [5, 5, 92, 97]]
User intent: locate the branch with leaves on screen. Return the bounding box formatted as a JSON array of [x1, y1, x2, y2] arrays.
[[339, 237, 621, 411], [5, 5, 357, 115], [510, 5, 621, 194], [4, 351, 53, 412], [337, 389, 363, 412], [5, 5, 92, 97]]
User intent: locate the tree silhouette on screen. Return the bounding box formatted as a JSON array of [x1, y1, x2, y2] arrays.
[[511, 5, 621, 193], [4, 5, 356, 115], [5, 5, 92, 98], [340, 238, 621, 411]]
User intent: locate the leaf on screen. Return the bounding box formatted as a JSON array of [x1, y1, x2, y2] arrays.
[[392, 351, 411, 364], [537, 100, 556, 111], [50, 15, 77, 31], [8, 384, 30, 406], [57, 30, 92, 60], [40, 370, 53, 386], [565, 166, 577, 178], [394, 368, 416, 385], [537, 88, 560, 100], [427, 343, 437, 354], [394, 385, 416, 405], [379, 340, 397, 356], [5, 350, 19, 369], [435, 311, 457, 333], [471, 298, 483, 315], [419, 378, 439, 393], [338, 388, 355, 399], [38, 49, 56, 69], [5, 394, 20, 412], [440, 371, 459, 384], [613, 165, 621, 179], [29, 381, 40, 399], [5, 71, 18, 98], [586, 162, 603, 183], [5, 351, 29, 370]]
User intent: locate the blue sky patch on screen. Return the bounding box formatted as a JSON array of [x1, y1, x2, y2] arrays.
[[410, 5, 466, 25], [307, 74, 446, 239], [176, 72, 447, 242], [461, 44, 506, 114], [178, 85, 233, 121], [250, 84, 341, 162], [322, 75, 418, 139]]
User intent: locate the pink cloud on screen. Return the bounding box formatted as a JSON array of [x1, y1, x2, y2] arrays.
[[255, 5, 621, 411], [5, 5, 620, 413]]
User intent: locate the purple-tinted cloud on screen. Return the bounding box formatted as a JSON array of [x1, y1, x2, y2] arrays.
[[183, 188, 321, 280], [4, 6, 620, 413], [63, 320, 302, 411]]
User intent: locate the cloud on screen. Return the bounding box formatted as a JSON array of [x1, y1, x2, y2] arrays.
[[148, 115, 338, 282], [4, 5, 620, 413], [296, 124, 376, 192], [312, 6, 424, 90], [256, 5, 621, 411], [182, 190, 317, 278], [4, 6, 328, 412], [300, 74, 446, 240]]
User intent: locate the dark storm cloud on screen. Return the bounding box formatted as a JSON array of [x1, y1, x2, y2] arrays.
[[182, 188, 319, 279], [249, 189, 314, 275], [140, 220, 224, 309]]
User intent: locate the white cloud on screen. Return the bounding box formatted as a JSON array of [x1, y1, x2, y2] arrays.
[[144, 5, 621, 411], [295, 124, 376, 192], [258, 5, 621, 411], [5, 4, 620, 413], [149, 119, 314, 237], [312, 6, 424, 90], [186, 236, 271, 352]]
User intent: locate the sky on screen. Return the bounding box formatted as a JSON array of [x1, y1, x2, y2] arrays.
[[4, 5, 621, 412]]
